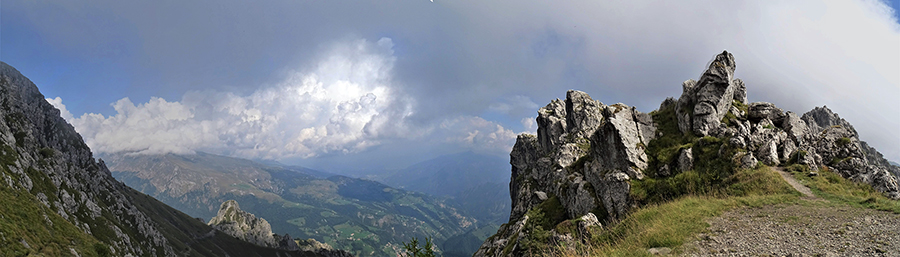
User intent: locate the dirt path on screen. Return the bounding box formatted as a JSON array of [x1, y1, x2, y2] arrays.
[[772, 167, 817, 199], [683, 204, 900, 256], [680, 168, 900, 256]]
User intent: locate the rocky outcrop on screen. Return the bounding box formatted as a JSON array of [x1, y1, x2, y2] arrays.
[[208, 200, 279, 247], [476, 51, 899, 257], [670, 52, 898, 199], [207, 200, 349, 255], [676, 51, 739, 136], [476, 90, 656, 256]]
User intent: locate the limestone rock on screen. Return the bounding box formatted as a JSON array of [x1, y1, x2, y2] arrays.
[[781, 111, 809, 143], [482, 90, 656, 256], [802, 106, 857, 136], [738, 152, 759, 170], [208, 200, 278, 248], [590, 104, 656, 180], [565, 90, 604, 139], [678, 148, 694, 172], [659, 97, 676, 111], [675, 51, 738, 136], [592, 172, 631, 221], [757, 140, 781, 166], [732, 78, 748, 104], [658, 164, 672, 177], [748, 102, 785, 124], [577, 213, 602, 233], [537, 99, 567, 151], [676, 79, 698, 134], [0, 62, 177, 256]]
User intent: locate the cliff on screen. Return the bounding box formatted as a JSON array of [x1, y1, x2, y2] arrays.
[[474, 51, 899, 256], [0, 61, 337, 256]]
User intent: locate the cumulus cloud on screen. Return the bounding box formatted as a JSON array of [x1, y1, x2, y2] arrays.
[[439, 116, 518, 153], [46, 97, 74, 121], [51, 37, 518, 159], [17, 0, 900, 163]]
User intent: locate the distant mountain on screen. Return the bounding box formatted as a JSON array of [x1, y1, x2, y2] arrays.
[[375, 151, 512, 256], [381, 151, 509, 197], [0, 62, 327, 256], [105, 152, 477, 256]]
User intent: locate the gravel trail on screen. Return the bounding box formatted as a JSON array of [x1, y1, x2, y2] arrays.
[[681, 168, 899, 256]]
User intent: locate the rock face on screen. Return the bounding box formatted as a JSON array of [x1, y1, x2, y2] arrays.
[[475, 90, 656, 256], [1, 62, 344, 256], [208, 200, 279, 247], [475, 51, 900, 257], [0, 62, 175, 256]]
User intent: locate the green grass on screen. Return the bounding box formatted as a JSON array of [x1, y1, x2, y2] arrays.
[[0, 186, 103, 257], [786, 164, 900, 213], [573, 194, 799, 256]]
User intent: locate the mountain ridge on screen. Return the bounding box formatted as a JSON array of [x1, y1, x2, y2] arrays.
[[0, 61, 331, 256], [474, 51, 900, 256]]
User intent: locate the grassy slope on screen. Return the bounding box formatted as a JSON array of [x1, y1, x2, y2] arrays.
[[0, 186, 104, 257]]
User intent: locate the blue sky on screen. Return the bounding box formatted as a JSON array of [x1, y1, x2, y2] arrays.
[[2, 1, 899, 172]]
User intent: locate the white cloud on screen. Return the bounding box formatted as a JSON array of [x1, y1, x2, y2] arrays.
[[54, 37, 411, 158], [46, 97, 74, 121], [440, 116, 518, 153], [520, 117, 536, 133], [488, 95, 539, 116], [53, 37, 520, 159]]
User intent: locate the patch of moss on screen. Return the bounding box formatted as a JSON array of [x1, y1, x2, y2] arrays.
[[646, 102, 696, 177], [836, 137, 852, 147], [527, 195, 567, 230], [39, 148, 54, 158], [787, 150, 807, 165]]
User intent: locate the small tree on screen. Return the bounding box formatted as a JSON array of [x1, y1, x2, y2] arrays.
[[402, 236, 436, 257]]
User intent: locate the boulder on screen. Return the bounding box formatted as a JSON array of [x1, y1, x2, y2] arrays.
[[738, 152, 759, 170], [781, 111, 809, 143], [748, 102, 785, 124], [577, 213, 602, 234], [757, 140, 781, 166], [589, 171, 631, 221]]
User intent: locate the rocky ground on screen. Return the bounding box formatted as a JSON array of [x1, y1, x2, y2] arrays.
[[683, 203, 900, 256]]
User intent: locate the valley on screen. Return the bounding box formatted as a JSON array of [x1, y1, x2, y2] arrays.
[[105, 152, 491, 256]]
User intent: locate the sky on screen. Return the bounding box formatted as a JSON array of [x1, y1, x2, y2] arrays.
[[2, 0, 899, 173]]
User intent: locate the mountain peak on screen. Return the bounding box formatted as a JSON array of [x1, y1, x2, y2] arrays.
[[474, 51, 900, 256], [208, 200, 279, 247]]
